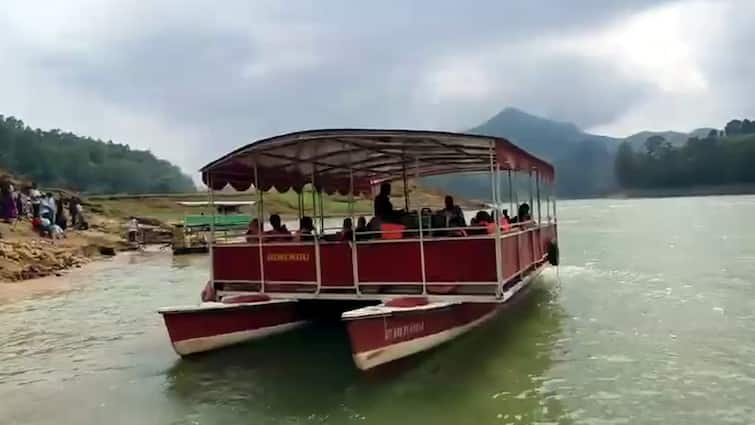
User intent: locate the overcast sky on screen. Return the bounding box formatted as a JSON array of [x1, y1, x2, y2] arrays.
[[1, 0, 753, 176]]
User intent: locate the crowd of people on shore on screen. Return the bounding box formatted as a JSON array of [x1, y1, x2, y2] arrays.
[[0, 181, 88, 239], [243, 182, 535, 243]]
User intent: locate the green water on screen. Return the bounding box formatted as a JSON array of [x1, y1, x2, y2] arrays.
[[2, 196, 754, 424]]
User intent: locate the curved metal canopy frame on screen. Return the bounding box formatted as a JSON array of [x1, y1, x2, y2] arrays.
[[201, 129, 554, 195]]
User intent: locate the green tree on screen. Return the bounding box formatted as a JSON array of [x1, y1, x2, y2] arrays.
[[725, 119, 743, 136], [614, 141, 636, 188], [0, 114, 195, 194]]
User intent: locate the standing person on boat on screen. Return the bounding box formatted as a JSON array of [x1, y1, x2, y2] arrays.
[[442, 195, 465, 227], [127, 217, 140, 243], [373, 182, 399, 223]]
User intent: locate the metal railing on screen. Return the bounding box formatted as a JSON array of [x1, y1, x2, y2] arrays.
[[211, 221, 554, 300]]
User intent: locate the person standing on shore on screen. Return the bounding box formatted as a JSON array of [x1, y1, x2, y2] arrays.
[[127, 217, 140, 244], [68, 198, 78, 227], [40, 193, 57, 223], [55, 199, 68, 231], [29, 183, 42, 217], [0, 183, 18, 223]]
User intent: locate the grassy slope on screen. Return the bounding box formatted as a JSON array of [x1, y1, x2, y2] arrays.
[[87, 184, 480, 225]]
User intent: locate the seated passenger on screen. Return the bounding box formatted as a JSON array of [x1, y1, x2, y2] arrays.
[[355, 216, 368, 240], [512, 203, 532, 226], [475, 210, 492, 224], [467, 210, 492, 235], [442, 195, 465, 227], [366, 216, 382, 238], [294, 216, 315, 241], [265, 214, 291, 241], [337, 218, 353, 241], [499, 209, 511, 232], [245, 218, 261, 242]]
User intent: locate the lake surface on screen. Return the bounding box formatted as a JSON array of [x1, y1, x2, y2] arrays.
[[2, 196, 754, 424]]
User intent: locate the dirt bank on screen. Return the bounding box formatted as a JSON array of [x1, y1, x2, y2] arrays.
[[0, 214, 125, 282]]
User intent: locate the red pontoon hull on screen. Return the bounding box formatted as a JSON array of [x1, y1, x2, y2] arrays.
[[159, 299, 305, 356], [343, 265, 544, 370]]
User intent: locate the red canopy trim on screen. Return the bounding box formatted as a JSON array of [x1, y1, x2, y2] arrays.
[[201, 129, 554, 195]]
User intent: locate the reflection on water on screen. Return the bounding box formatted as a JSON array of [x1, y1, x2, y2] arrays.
[[164, 286, 569, 425], [2, 196, 755, 424]]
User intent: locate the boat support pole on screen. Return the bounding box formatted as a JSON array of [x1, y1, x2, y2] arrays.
[[402, 150, 409, 212], [208, 173, 215, 289], [312, 167, 322, 295], [348, 148, 360, 296], [490, 142, 503, 297], [253, 160, 265, 293], [416, 157, 426, 295], [536, 171, 542, 224], [507, 170, 514, 219]]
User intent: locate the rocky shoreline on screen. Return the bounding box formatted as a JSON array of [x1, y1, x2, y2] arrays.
[[0, 239, 92, 281], [0, 210, 127, 282]]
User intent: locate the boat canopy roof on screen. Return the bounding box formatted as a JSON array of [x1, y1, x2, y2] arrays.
[[201, 129, 554, 195], [178, 201, 256, 207]]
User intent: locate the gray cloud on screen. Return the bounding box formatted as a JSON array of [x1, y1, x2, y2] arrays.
[[1, 0, 752, 176]]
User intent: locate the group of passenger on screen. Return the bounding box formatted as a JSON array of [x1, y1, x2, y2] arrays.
[[370, 182, 533, 238], [245, 213, 369, 243], [243, 182, 535, 244], [245, 214, 314, 242], [0, 180, 88, 239]]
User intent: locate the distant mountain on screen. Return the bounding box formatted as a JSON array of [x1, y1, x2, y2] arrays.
[[424, 108, 719, 200], [425, 108, 619, 199], [469, 108, 592, 158]]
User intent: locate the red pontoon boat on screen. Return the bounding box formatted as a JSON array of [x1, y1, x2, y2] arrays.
[[159, 129, 559, 370]]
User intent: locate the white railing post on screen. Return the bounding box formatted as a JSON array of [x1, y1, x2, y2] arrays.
[[536, 171, 542, 224], [416, 157, 426, 295], [208, 173, 215, 287], [490, 142, 503, 297], [311, 168, 321, 295], [254, 160, 265, 293], [507, 169, 514, 219], [348, 158, 361, 296]]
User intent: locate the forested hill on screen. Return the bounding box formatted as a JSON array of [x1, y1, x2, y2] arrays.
[[615, 120, 755, 189], [0, 115, 195, 194]]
